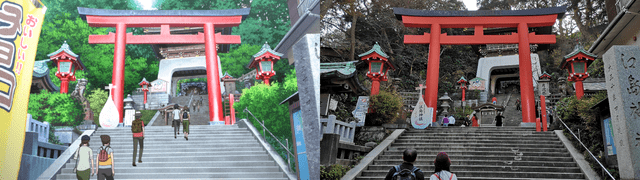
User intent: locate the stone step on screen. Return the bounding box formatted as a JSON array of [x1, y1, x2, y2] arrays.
[[60, 166, 282, 174], [89, 133, 253, 139], [80, 142, 261, 149], [370, 160, 579, 167], [376, 154, 575, 162], [393, 139, 563, 145], [357, 177, 584, 180], [382, 150, 570, 157], [71, 150, 268, 158], [390, 142, 565, 149], [365, 164, 582, 173], [56, 172, 286, 179], [396, 136, 559, 141], [67, 147, 266, 154], [65, 160, 278, 168], [86, 139, 258, 146], [401, 132, 556, 136], [384, 146, 568, 153], [358, 170, 584, 179], [68, 154, 273, 162]]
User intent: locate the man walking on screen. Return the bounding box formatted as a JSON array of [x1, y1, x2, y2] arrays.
[[131, 111, 144, 166], [172, 104, 181, 139], [385, 148, 425, 180]]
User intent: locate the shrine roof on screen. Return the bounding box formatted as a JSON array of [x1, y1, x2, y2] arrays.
[[247, 42, 283, 68], [320, 61, 357, 79], [78, 7, 251, 20], [47, 41, 78, 58], [563, 45, 597, 60], [394, 6, 566, 20], [33, 59, 50, 78], [358, 42, 389, 59]]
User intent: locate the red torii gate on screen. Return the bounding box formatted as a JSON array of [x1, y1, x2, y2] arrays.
[[79, 7, 250, 125], [394, 7, 566, 125]]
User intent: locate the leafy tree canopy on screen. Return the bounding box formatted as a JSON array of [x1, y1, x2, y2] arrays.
[[28, 90, 84, 126]]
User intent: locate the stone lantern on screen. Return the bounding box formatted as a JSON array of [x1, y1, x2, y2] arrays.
[[358, 42, 395, 95], [439, 92, 453, 115], [123, 94, 135, 127], [538, 72, 552, 96], [138, 77, 151, 104], [248, 42, 282, 85], [560, 45, 596, 99], [48, 41, 85, 94]]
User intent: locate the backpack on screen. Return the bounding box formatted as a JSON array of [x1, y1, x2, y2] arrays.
[[98, 146, 110, 162], [433, 172, 454, 180], [183, 112, 189, 119], [392, 165, 419, 180], [131, 119, 143, 133]]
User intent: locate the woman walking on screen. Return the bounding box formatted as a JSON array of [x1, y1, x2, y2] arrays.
[[182, 107, 190, 140], [96, 135, 115, 180], [74, 135, 94, 180], [471, 114, 479, 127], [430, 152, 458, 180]]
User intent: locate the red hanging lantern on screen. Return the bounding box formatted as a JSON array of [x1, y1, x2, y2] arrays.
[[247, 42, 282, 86], [48, 41, 85, 94], [359, 42, 395, 95], [560, 45, 596, 99]]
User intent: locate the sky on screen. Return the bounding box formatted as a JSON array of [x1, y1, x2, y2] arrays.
[[137, 0, 154, 10], [461, 0, 478, 10]]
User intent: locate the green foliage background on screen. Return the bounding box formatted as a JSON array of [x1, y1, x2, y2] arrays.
[[27, 91, 84, 126], [367, 90, 403, 126], [234, 69, 297, 165], [86, 89, 109, 126], [556, 92, 619, 179]]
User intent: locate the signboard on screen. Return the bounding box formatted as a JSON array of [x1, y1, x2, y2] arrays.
[[603, 117, 617, 155], [352, 96, 369, 126], [0, 1, 46, 179], [468, 77, 486, 90], [292, 109, 310, 180], [411, 96, 432, 129], [149, 79, 167, 93], [329, 98, 338, 111]]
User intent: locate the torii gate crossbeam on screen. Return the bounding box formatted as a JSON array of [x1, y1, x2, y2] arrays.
[[79, 7, 250, 125], [394, 7, 566, 125]]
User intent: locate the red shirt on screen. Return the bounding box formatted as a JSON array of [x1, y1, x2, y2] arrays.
[[133, 120, 144, 137]]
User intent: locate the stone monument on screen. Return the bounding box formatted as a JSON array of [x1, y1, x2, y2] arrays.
[[603, 45, 640, 179]]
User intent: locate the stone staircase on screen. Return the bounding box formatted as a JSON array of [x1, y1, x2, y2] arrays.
[[55, 125, 289, 180], [163, 95, 211, 125], [355, 127, 586, 180]]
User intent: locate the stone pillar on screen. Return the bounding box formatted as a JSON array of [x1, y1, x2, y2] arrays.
[[292, 33, 321, 179], [603, 46, 640, 179]]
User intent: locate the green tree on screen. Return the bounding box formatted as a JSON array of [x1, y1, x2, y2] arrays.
[[27, 91, 84, 126], [220, 44, 262, 78], [87, 89, 109, 126]]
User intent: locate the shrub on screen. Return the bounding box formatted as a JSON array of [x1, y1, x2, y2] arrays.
[[320, 164, 352, 180], [367, 90, 403, 126], [28, 90, 84, 126]]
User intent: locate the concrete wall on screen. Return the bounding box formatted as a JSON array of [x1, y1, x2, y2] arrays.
[[157, 56, 224, 96], [476, 54, 541, 101], [19, 154, 56, 180]]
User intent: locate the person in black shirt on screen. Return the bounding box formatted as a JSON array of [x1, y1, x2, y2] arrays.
[[495, 112, 504, 127], [384, 148, 425, 180]]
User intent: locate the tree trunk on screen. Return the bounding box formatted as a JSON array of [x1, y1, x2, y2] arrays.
[[350, 11, 358, 61]]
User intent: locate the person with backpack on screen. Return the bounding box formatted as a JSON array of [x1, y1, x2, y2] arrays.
[[131, 111, 144, 166], [181, 107, 190, 140], [74, 135, 94, 180], [384, 148, 424, 180], [495, 112, 504, 127], [96, 135, 114, 180], [430, 152, 458, 180], [172, 104, 181, 139]]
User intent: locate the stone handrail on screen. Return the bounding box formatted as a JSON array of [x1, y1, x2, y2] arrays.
[[320, 115, 355, 144], [37, 130, 95, 180], [341, 129, 405, 180], [26, 114, 49, 143], [237, 119, 297, 180]]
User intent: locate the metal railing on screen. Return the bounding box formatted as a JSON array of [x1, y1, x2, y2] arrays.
[[554, 112, 615, 180], [243, 108, 295, 172]]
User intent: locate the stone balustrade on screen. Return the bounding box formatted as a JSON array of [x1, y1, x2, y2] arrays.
[[321, 115, 355, 144], [26, 114, 49, 143]]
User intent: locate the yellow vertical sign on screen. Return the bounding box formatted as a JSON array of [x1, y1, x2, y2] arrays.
[[0, 0, 45, 179]]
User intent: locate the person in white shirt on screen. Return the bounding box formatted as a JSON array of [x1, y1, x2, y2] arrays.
[[430, 152, 458, 180], [172, 104, 181, 139]]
